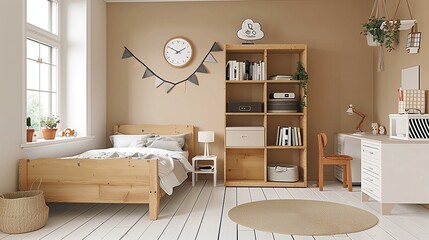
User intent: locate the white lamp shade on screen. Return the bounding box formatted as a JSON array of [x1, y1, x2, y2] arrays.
[[346, 104, 354, 115], [198, 131, 215, 143]]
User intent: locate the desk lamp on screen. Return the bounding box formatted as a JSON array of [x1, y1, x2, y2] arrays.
[[347, 104, 367, 132], [198, 131, 215, 156]]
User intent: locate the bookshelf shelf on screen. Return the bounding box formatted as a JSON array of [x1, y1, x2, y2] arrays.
[[225, 113, 265, 116], [266, 146, 305, 150], [225, 80, 265, 84], [267, 112, 304, 116], [224, 44, 308, 187]]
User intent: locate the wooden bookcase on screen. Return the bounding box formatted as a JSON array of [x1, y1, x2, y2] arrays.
[[224, 44, 307, 187]]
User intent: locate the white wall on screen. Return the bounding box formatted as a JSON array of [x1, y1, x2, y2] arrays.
[[0, 0, 106, 193]]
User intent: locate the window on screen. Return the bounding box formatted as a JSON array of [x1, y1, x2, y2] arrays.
[[26, 0, 59, 132], [26, 39, 58, 131], [24, 0, 89, 144], [26, 0, 58, 35]]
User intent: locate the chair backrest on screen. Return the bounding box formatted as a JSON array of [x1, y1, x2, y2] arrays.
[[317, 133, 328, 160]]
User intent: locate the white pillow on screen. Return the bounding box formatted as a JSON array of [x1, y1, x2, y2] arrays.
[[146, 133, 190, 148], [147, 139, 183, 151], [110, 134, 154, 148], [146, 133, 192, 151]]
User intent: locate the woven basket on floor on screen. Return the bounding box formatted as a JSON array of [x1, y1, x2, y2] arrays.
[[0, 190, 49, 234]]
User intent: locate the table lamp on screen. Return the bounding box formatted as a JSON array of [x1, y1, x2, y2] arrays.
[[347, 104, 367, 132], [198, 131, 215, 156]]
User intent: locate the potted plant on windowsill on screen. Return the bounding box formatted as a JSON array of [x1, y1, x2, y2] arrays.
[[40, 116, 60, 140], [26, 117, 34, 142]]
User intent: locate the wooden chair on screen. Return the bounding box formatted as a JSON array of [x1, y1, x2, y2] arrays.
[[318, 133, 353, 191]]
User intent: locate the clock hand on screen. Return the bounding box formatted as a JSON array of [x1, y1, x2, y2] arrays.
[[168, 46, 180, 54], [176, 47, 186, 54]]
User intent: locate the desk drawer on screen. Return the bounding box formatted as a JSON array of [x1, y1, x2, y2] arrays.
[[362, 169, 380, 186], [362, 141, 380, 158], [362, 182, 380, 201], [361, 158, 380, 175]]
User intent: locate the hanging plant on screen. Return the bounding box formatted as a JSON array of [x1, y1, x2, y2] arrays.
[[382, 20, 401, 52], [361, 17, 400, 52], [361, 17, 385, 46]]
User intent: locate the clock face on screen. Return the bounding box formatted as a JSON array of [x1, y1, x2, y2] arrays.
[[164, 38, 193, 67]]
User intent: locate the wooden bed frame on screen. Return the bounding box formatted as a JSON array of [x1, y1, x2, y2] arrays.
[[19, 124, 195, 220]]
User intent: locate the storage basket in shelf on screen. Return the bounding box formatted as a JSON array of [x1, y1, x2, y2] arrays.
[[0, 190, 49, 234], [398, 89, 426, 114]]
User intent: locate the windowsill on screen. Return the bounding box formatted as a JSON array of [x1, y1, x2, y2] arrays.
[[21, 136, 95, 149]]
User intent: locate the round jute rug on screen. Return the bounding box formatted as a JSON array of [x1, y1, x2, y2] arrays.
[[228, 199, 378, 236]]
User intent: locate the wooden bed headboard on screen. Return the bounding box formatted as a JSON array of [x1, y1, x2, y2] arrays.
[[113, 124, 195, 159]]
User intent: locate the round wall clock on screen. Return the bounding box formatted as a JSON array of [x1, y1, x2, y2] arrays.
[[164, 37, 193, 67]]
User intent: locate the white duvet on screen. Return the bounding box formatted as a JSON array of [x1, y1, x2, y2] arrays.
[[64, 147, 193, 195]]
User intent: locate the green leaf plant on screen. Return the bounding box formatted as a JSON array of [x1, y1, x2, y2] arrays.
[[361, 17, 400, 52], [293, 62, 308, 108]]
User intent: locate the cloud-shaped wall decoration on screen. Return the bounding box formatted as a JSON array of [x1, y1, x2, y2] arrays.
[[237, 19, 264, 41]]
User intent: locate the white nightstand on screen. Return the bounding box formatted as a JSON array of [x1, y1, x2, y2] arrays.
[[192, 155, 217, 187]]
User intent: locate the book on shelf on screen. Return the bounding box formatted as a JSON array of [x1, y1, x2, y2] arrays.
[[269, 74, 293, 80], [276, 126, 302, 146], [226, 60, 265, 80]]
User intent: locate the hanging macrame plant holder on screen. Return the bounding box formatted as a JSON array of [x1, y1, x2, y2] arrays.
[[367, 0, 391, 71], [366, 0, 416, 71]]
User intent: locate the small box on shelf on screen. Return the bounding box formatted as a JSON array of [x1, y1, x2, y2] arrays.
[[389, 114, 429, 140], [226, 126, 264, 147]]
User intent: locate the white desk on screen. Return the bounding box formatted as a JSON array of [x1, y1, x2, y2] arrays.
[[334, 133, 362, 185], [336, 133, 429, 214]]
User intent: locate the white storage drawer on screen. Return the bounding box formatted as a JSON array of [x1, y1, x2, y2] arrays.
[[226, 127, 264, 147], [361, 158, 380, 175], [361, 140, 381, 201], [362, 182, 380, 201]]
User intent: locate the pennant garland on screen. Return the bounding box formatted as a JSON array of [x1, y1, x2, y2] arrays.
[[122, 42, 222, 93]]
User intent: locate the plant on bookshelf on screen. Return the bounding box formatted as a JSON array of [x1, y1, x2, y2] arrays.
[[293, 62, 308, 107]]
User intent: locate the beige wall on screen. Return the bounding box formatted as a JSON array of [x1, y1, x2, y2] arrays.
[[107, 0, 374, 181], [374, 0, 428, 125]]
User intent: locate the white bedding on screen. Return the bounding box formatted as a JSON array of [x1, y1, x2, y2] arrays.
[[64, 147, 193, 195]]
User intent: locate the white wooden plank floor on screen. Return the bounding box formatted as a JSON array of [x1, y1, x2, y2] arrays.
[[1, 180, 429, 240]]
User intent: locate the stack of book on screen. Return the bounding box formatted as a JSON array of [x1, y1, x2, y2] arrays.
[[196, 165, 214, 172], [226, 60, 265, 80], [269, 74, 293, 80], [276, 126, 302, 146]]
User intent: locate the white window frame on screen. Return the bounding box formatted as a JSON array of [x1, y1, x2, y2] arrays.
[[23, 0, 92, 147], [25, 0, 61, 141]]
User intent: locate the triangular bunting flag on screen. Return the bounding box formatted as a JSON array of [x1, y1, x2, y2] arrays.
[[196, 64, 208, 73], [143, 69, 154, 78], [164, 82, 175, 93], [155, 77, 164, 88], [187, 74, 199, 86], [210, 42, 222, 52], [122, 48, 133, 59], [204, 53, 217, 63]]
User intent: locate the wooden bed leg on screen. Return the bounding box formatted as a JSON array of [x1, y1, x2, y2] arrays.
[[149, 160, 160, 220], [19, 159, 29, 191]]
